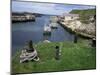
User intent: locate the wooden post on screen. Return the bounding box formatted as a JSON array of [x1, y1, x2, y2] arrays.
[[28, 40, 34, 52], [29, 40, 33, 48], [92, 38, 96, 47], [74, 34, 78, 43], [55, 46, 60, 60]]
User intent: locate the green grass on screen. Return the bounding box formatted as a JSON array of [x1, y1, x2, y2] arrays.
[[70, 9, 96, 24], [12, 38, 96, 74]]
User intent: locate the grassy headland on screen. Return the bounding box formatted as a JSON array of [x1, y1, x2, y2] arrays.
[[70, 9, 96, 24], [12, 38, 96, 74]]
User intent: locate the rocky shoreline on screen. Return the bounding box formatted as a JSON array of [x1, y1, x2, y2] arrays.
[[58, 19, 96, 39]]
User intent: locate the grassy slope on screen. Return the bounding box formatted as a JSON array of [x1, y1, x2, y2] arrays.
[[70, 9, 96, 24], [12, 38, 96, 74]]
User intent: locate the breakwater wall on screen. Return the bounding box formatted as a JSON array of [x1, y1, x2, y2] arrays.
[[12, 12, 36, 23]]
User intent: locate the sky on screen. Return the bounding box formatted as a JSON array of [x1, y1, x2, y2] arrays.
[[12, 1, 96, 15]]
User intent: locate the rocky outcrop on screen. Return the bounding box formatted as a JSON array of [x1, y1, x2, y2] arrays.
[[76, 22, 96, 37], [58, 19, 96, 39]]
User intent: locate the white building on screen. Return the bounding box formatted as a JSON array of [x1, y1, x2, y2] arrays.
[[62, 13, 79, 21], [25, 14, 35, 20]]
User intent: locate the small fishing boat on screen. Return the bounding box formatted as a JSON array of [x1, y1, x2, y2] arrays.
[[50, 23, 58, 29], [43, 24, 51, 35], [43, 40, 51, 43]]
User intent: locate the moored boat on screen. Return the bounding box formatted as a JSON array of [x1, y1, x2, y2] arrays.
[[43, 24, 51, 35], [50, 23, 58, 29]]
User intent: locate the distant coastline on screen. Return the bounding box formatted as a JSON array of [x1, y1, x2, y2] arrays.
[[12, 12, 43, 23]]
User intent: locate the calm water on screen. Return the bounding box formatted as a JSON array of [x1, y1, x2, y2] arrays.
[[12, 15, 74, 55]]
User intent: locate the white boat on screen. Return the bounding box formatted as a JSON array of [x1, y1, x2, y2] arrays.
[[50, 16, 58, 23], [43, 40, 51, 43], [50, 23, 58, 28], [43, 24, 51, 35]]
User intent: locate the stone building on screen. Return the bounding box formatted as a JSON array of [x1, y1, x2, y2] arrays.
[[62, 13, 79, 21]]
